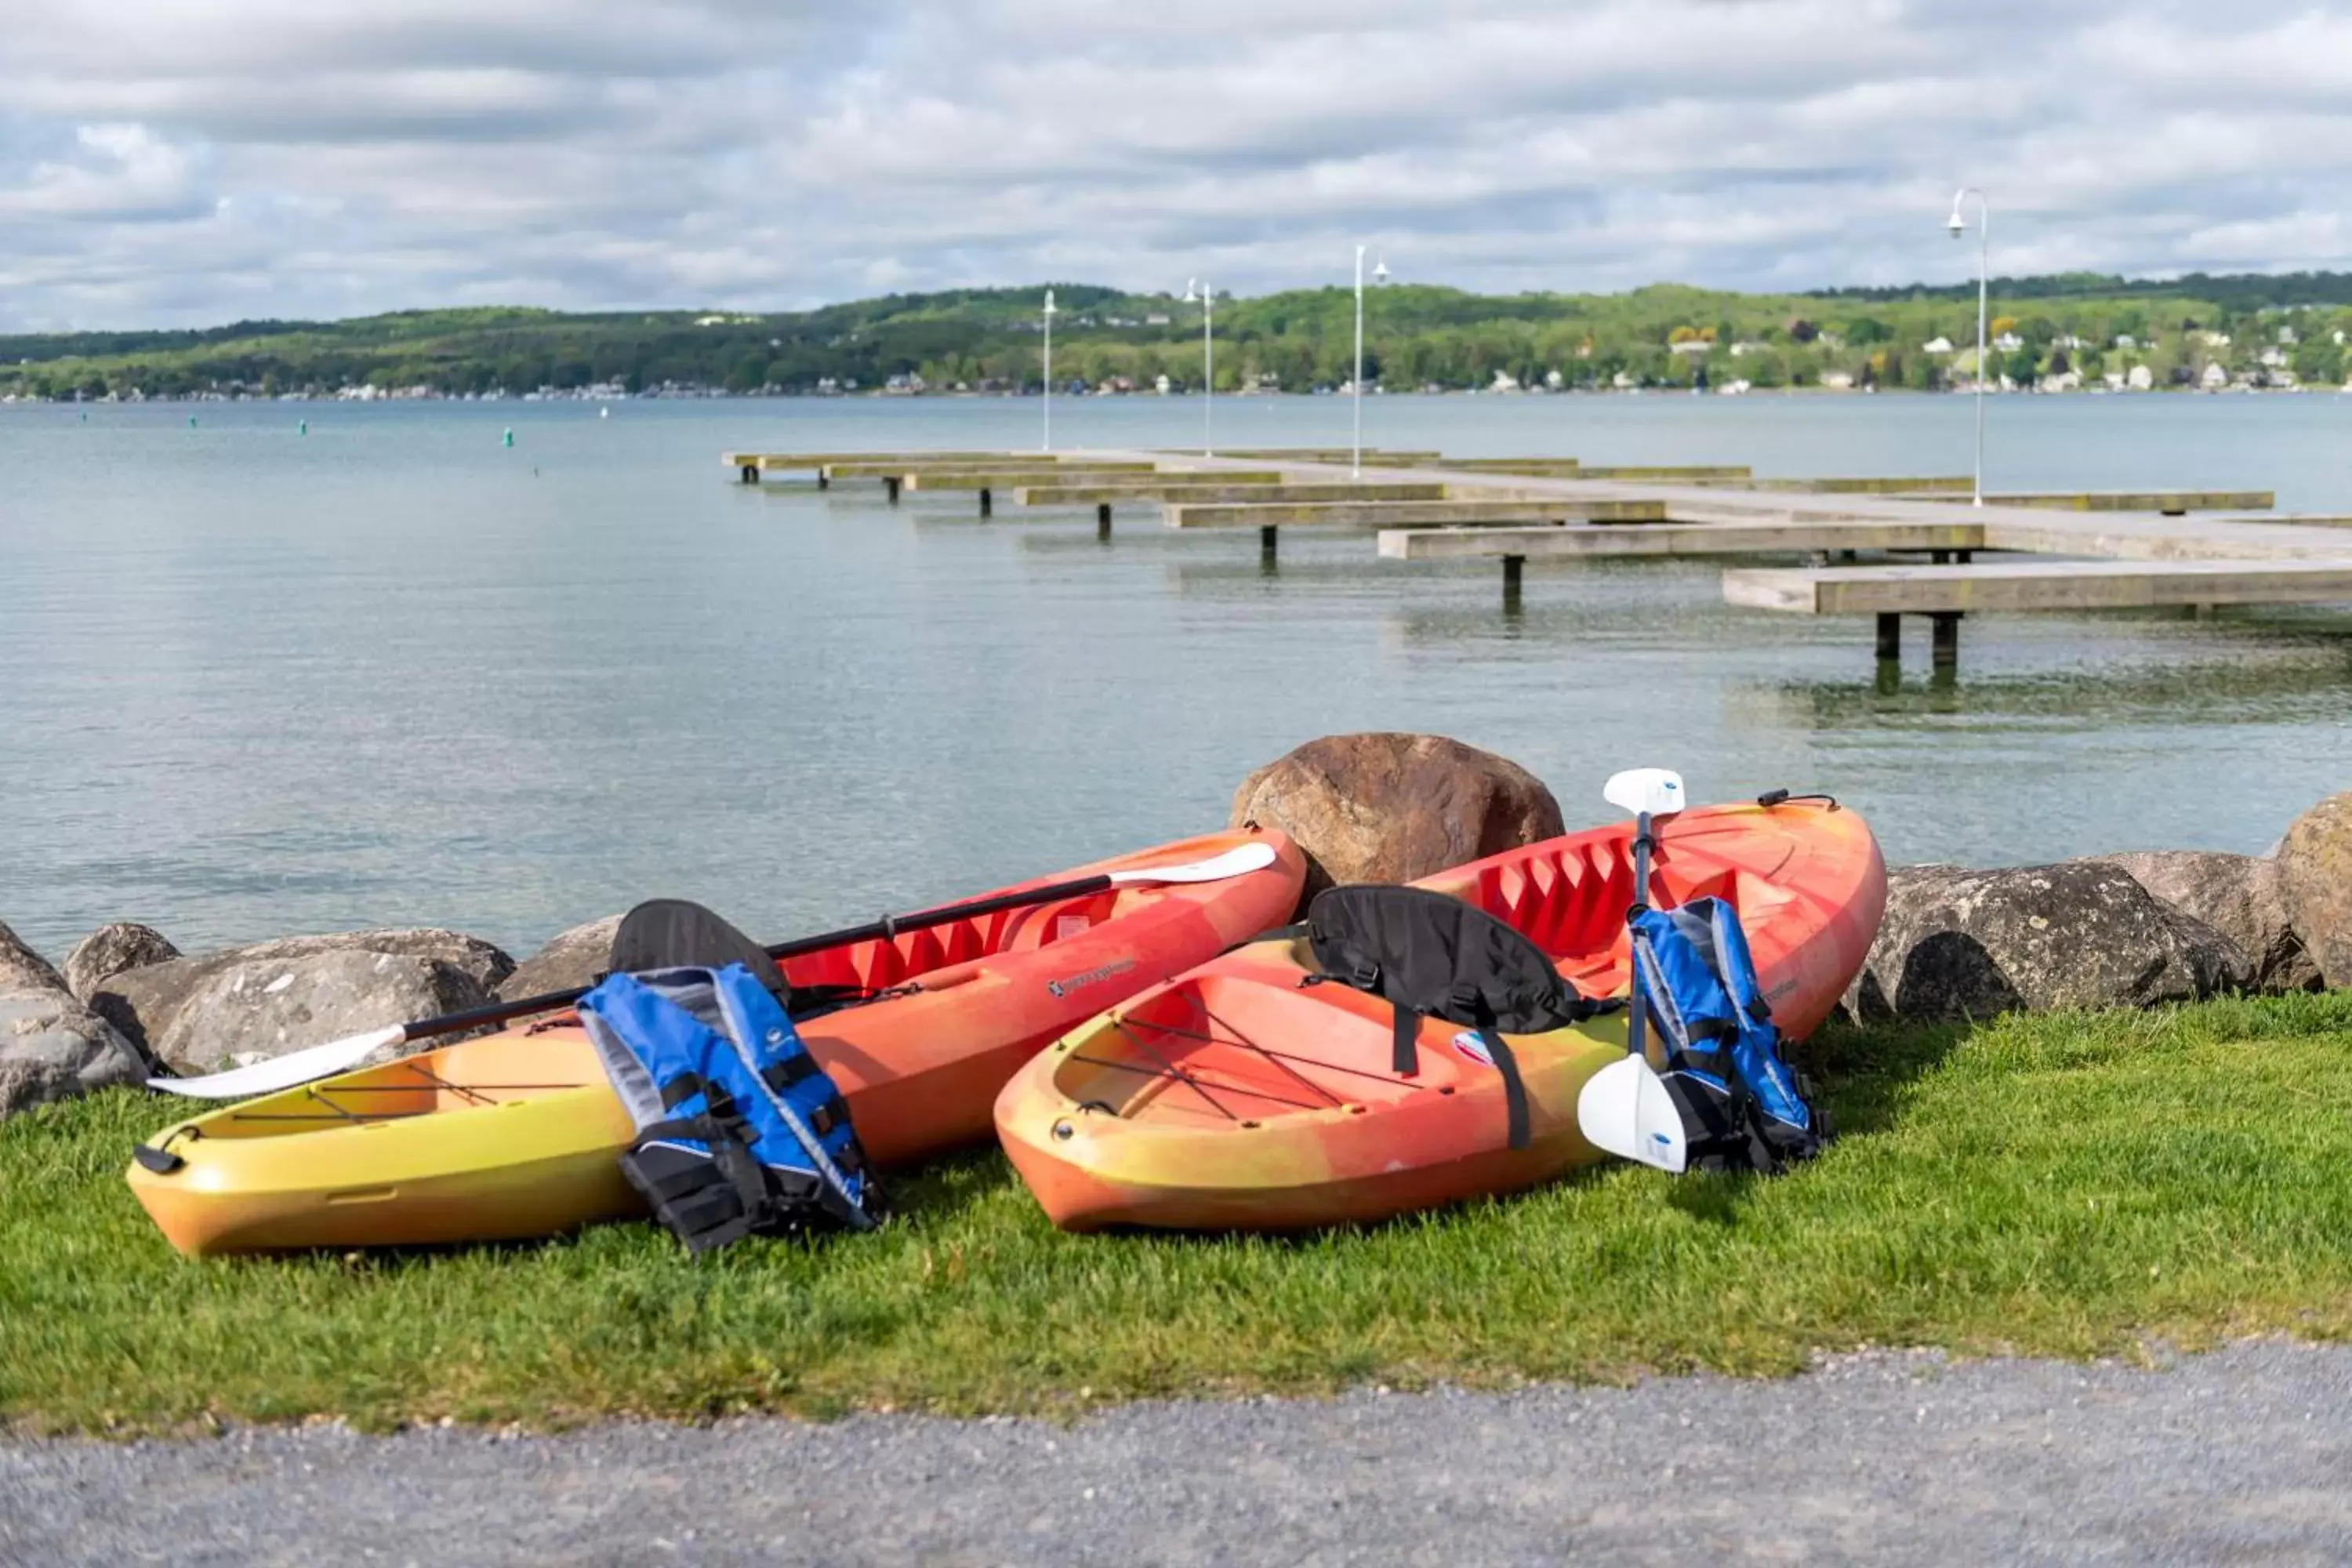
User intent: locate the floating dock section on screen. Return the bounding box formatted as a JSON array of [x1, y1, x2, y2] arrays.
[[721, 443, 2349, 669]]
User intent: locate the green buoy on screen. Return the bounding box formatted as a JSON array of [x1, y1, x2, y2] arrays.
[[188, 414, 198, 427], [298, 419, 308, 436], [502, 428, 514, 448]]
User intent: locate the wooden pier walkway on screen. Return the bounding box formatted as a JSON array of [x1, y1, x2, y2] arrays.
[[721, 442, 2352, 669]]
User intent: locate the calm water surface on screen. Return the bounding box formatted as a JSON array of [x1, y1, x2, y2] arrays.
[[4, 393, 2350, 957]]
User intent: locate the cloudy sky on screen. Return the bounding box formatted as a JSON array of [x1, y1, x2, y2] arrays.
[[3, 0, 2347, 330]]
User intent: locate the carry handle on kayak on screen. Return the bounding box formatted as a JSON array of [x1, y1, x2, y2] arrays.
[[147, 841, 1283, 1101]]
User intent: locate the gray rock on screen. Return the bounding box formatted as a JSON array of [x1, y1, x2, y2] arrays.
[[498, 914, 622, 1004], [0, 920, 146, 1120], [1229, 733, 1563, 913], [2280, 791, 2352, 988], [93, 928, 514, 1058], [0, 920, 69, 994], [1846, 862, 2250, 1024], [2085, 850, 2319, 994], [61, 922, 181, 1002], [149, 949, 493, 1073]]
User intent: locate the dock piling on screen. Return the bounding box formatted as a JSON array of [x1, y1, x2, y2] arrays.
[[886, 476, 902, 505], [1931, 612, 1962, 670], [1502, 554, 1525, 610], [1875, 613, 1900, 662], [739, 463, 759, 485], [1260, 524, 1279, 562], [1097, 503, 1112, 539], [979, 486, 993, 518]]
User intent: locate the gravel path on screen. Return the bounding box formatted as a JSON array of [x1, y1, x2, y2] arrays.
[[7, 1341, 2350, 1566]]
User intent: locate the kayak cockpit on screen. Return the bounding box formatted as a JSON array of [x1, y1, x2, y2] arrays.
[[1048, 965, 1475, 1128]]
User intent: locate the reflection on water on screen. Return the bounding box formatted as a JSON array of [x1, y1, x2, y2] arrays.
[[1762, 635, 2352, 729], [4, 394, 2350, 956]]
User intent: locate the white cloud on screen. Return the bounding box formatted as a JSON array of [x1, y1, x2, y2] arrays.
[[0, 0, 2346, 329]]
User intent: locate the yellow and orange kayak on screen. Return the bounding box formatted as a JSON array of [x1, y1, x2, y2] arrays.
[[128, 827, 1305, 1256], [996, 799, 1882, 1232]]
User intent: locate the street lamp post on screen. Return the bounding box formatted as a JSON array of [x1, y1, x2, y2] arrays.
[[1947, 187, 1990, 506], [1041, 288, 1057, 452], [1183, 278, 1214, 456], [1352, 247, 1389, 477]]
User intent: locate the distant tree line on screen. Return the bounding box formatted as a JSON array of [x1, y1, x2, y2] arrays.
[[7, 273, 2352, 402]]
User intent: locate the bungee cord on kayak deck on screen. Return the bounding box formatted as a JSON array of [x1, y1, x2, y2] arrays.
[[1082, 991, 1372, 1121], [227, 1058, 586, 1124]]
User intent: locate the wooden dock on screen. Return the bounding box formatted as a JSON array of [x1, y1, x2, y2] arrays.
[[1166, 497, 1669, 556], [1018, 481, 1447, 534], [1390, 458, 1754, 481], [823, 459, 1156, 480], [1904, 489, 2276, 514], [1700, 475, 1975, 495], [1015, 481, 1419, 506], [720, 443, 2352, 670], [1381, 521, 1988, 561], [1722, 558, 2352, 615], [1163, 498, 1669, 528]]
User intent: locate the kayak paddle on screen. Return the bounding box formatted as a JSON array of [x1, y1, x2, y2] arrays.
[[1575, 769, 1690, 1173], [149, 840, 1281, 1100]]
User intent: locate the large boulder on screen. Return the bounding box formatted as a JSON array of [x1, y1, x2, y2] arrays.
[[1229, 734, 1564, 906], [92, 928, 514, 1062], [498, 914, 622, 1003], [1846, 862, 2250, 1024], [2085, 851, 2318, 995], [2281, 793, 2352, 988], [147, 949, 494, 1073], [62, 921, 182, 1002], [0, 920, 147, 1119]]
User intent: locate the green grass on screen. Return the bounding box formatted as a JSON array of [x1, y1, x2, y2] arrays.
[[9, 993, 2352, 1435]]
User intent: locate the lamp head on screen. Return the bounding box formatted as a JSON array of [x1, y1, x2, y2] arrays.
[[1947, 211, 1965, 238], [1183, 278, 1201, 303], [1044, 289, 1056, 314], [1372, 256, 1391, 285]]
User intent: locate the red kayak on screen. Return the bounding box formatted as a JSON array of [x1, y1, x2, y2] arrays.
[[997, 797, 1884, 1231]]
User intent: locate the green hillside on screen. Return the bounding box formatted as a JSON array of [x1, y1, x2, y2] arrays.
[[8, 272, 2352, 401]]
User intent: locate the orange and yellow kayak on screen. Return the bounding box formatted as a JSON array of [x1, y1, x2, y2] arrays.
[[996, 798, 1882, 1232], [129, 827, 1305, 1256]]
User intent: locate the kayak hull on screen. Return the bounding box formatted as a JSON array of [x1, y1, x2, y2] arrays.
[[997, 799, 1883, 1232], [129, 828, 1304, 1256]]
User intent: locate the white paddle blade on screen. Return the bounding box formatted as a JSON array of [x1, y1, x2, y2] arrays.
[[1577, 1054, 1689, 1173], [1603, 768, 1686, 818], [1110, 840, 1279, 885], [147, 1025, 408, 1100]]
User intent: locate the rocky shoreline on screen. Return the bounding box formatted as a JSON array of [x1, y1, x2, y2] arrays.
[[5, 734, 2347, 1122]]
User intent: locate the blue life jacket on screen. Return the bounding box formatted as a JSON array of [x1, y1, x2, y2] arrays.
[[576, 961, 879, 1251], [1630, 898, 1830, 1173]]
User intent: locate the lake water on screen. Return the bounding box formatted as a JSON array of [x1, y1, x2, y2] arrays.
[[5, 392, 2350, 960]]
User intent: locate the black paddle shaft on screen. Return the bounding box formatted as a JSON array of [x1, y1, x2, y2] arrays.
[[390, 870, 1123, 1047], [1625, 811, 1655, 1064]]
